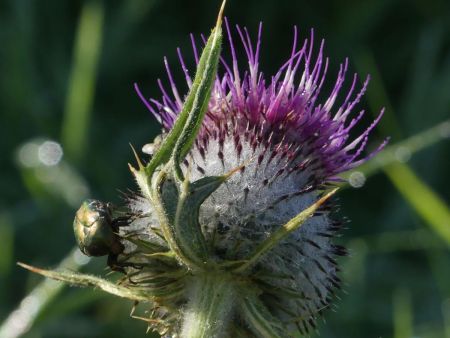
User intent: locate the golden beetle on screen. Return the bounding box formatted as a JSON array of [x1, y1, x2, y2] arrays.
[[73, 199, 125, 269]]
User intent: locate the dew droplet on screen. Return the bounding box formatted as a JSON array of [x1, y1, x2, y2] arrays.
[[394, 146, 411, 163], [349, 171, 366, 188]]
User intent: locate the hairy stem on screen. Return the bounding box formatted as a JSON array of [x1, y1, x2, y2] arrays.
[[182, 273, 235, 338]]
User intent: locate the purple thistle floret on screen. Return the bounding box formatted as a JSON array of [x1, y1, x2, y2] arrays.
[[136, 19, 386, 183]]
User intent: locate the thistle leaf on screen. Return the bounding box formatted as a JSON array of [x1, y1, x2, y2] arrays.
[[175, 175, 227, 264], [240, 293, 289, 338], [145, 3, 225, 181], [18, 262, 152, 302], [233, 189, 339, 273], [158, 175, 226, 268], [171, 25, 223, 180]]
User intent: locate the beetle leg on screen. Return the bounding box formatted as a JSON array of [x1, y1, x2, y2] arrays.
[[130, 301, 139, 317], [107, 254, 126, 273], [130, 301, 164, 325], [111, 216, 132, 233]]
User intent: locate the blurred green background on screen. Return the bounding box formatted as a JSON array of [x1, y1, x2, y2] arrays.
[[0, 0, 449, 337]]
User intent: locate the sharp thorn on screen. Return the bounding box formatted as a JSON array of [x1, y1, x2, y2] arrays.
[[129, 143, 144, 170]]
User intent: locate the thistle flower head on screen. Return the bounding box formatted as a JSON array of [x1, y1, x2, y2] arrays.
[[22, 7, 386, 337], [128, 19, 386, 335]]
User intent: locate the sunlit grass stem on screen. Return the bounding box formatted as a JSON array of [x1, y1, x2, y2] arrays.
[[61, 1, 104, 163], [356, 50, 450, 246]]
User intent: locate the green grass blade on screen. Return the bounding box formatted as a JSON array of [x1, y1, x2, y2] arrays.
[[61, 1, 104, 163], [0, 213, 14, 277], [355, 50, 450, 246], [393, 289, 414, 338], [344, 119, 450, 179], [383, 163, 450, 245], [0, 248, 90, 338]]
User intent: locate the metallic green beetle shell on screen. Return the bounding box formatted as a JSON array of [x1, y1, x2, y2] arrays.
[[73, 199, 123, 257]]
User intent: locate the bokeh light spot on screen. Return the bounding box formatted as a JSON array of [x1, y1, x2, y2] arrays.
[[38, 141, 63, 166], [349, 171, 366, 188]]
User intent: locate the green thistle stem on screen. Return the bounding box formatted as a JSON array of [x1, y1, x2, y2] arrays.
[[182, 273, 235, 338]]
